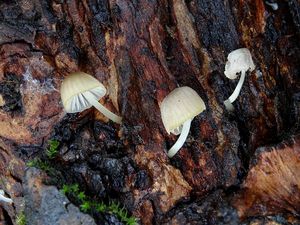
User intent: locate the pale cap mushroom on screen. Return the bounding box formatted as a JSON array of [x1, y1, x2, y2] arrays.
[[160, 86, 206, 158], [224, 48, 255, 110], [60, 72, 122, 124]]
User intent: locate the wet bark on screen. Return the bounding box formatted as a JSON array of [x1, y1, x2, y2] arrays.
[[0, 0, 299, 224]]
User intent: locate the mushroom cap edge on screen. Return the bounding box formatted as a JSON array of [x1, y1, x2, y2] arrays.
[[60, 72, 106, 113], [224, 48, 255, 79], [160, 86, 206, 134]]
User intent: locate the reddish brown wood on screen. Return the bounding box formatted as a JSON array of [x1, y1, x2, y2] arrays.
[[0, 0, 299, 224]]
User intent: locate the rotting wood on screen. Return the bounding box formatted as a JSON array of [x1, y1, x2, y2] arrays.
[[0, 0, 299, 224]]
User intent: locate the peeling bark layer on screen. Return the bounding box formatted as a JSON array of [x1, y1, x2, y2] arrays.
[[0, 0, 299, 224], [233, 135, 300, 219]]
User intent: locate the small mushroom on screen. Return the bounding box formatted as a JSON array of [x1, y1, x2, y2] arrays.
[[265, 1, 278, 10], [160, 86, 206, 158], [224, 48, 255, 110], [60, 72, 122, 124], [0, 189, 13, 203]]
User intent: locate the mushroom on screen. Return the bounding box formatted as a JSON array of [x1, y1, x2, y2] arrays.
[[160, 86, 206, 158], [60, 72, 122, 124], [224, 48, 255, 110], [265, 1, 278, 10], [0, 189, 13, 203]]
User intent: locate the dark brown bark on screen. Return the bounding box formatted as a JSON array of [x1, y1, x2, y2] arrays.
[[0, 0, 299, 224]]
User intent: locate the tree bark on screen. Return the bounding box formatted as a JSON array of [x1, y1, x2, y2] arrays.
[[0, 0, 299, 224]]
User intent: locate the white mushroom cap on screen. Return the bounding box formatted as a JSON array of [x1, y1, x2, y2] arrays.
[[160, 86, 206, 134], [224, 48, 255, 79], [61, 72, 106, 113]]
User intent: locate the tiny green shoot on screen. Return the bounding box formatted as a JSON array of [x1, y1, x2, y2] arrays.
[[46, 139, 60, 159], [26, 159, 53, 174], [77, 191, 86, 201], [16, 211, 26, 225], [60, 184, 138, 225], [95, 202, 106, 213], [80, 201, 92, 213]]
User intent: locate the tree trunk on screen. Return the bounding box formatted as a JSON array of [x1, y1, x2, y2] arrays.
[[0, 0, 299, 224]]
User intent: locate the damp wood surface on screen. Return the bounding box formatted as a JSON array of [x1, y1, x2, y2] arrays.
[[0, 0, 299, 225]]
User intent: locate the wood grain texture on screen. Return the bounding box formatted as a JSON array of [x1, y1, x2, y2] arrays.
[[0, 0, 299, 224]]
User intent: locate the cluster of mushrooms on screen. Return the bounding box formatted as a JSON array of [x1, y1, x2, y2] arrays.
[[0, 49, 255, 207], [60, 48, 255, 158]]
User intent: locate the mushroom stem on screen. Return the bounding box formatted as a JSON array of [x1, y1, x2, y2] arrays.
[[84, 92, 122, 124], [226, 70, 246, 104], [167, 119, 192, 158], [0, 190, 13, 203], [224, 99, 234, 111]]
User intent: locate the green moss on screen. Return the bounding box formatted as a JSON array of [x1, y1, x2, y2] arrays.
[[26, 139, 60, 176], [16, 211, 26, 225], [77, 191, 86, 201], [27, 138, 138, 224], [80, 201, 92, 213], [61, 184, 79, 195], [26, 159, 54, 175], [60, 184, 138, 225], [95, 202, 106, 213], [46, 139, 60, 159]]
